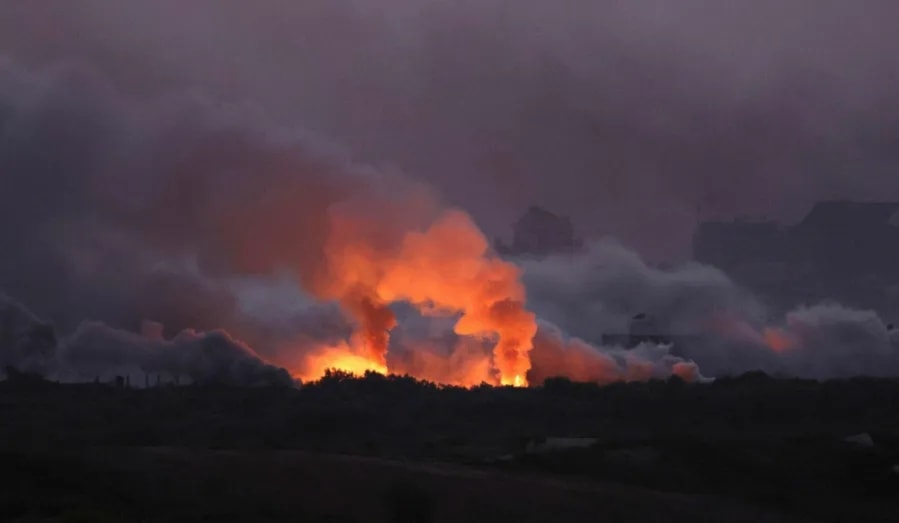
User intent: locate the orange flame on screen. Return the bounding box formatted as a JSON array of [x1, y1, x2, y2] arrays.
[[304, 209, 536, 386], [294, 343, 388, 382]]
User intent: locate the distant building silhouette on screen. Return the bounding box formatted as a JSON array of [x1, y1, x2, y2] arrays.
[[495, 206, 584, 257], [693, 200, 899, 315]]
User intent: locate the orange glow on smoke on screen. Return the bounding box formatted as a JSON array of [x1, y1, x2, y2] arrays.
[[706, 311, 800, 353], [387, 338, 498, 387], [762, 327, 797, 353], [309, 209, 536, 386]]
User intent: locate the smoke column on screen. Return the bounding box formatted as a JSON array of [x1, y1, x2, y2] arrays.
[[0, 59, 540, 386]]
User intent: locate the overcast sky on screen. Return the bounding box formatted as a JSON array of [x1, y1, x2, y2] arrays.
[[2, 0, 899, 260]]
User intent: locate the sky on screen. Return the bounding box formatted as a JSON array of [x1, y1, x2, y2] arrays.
[[2, 1, 899, 261]]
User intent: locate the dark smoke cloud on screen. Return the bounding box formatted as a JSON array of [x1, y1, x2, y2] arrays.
[[0, 293, 292, 385], [2, 1, 898, 259], [521, 243, 899, 380], [0, 56, 471, 381], [528, 320, 704, 385], [0, 58, 420, 360], [3, 3, 899, 383], [521, 240, 765, 342], [57, 322, 293, 386], [685, 304, 899, 379], [385, 309, 704, 386]]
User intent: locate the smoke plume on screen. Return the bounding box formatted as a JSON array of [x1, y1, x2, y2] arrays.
[[0, 293, 291, 385], [3, 1, 898, 260], [529, 321, 704, 385], [521, 239, 765, 342], [58, 322, 294, 386], [0, 59, 540, 385], [3, 24, 899, 385], [693, 304, 899, 379], [520, 242, 899, 380]]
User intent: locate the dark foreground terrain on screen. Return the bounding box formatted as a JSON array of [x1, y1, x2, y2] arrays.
[[1, 371, 898, 522]]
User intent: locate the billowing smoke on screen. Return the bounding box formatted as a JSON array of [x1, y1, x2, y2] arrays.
[[691, 304, 899, 379], [521, 239, 765, 342], [529, 321, 704, 385], [3, 51, 898, 387], [0, 293, 291, 385], [57, 323, 293, 386], [0, 59, 540, 385], [387, 325, 499, 388], [5, 1, 899, 261], [520, 241, 899, 380]]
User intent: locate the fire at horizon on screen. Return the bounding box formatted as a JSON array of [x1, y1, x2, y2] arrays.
[[293, 209, 537, 387]]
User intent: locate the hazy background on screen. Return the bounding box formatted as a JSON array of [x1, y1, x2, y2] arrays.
[[3, 0, 898, 261]]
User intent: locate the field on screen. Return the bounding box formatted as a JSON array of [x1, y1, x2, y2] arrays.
[[1, 371, 898, 522]]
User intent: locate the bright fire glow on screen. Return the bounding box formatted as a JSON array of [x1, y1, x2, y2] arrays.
[[293, 340, 532, 388], [500, 374, 525, 387], [305, 209, 537, 386], [295, 344, 388, 382]]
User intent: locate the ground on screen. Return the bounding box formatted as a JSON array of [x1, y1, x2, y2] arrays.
[[1, 372, 897, 522], [2, 447, 794, 522]]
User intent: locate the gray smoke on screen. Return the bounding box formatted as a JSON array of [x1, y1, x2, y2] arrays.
[[57, 322, 294, 386], [682, 304, 899, 379], [521, 239, 765, 342], [0, 57, 426, 362], [0, 58, 509, 383], [3, 1, 898, 260], [521, 242, 899, 380], [0, 292, 292, 386], [384, 309, 705, 386], [529, 320, 704, 385]]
